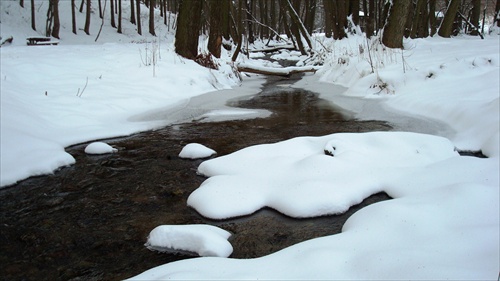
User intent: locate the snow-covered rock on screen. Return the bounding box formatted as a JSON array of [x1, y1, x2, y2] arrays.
[[145, 225, 233, 258], [84, 142, 117, 155], [179, 143, 216, 159]]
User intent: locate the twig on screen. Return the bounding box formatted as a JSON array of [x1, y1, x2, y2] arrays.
[[77, 77, 89, 97]]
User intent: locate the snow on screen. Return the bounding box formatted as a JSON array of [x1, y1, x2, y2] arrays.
[[144, 225, 233, 258], [1, 1, 499, 280], [130, 34, 499, 279], [0, 0, 240, 187], [84, 142, 117, 155], [179, 143, 216, 159], [189, 132, 459, 219]]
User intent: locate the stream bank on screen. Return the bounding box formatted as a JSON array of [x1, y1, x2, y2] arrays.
[[1, 74, 393, 280]]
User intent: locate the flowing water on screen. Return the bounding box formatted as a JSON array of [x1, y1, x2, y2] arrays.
[[0, 74, 394, 280]]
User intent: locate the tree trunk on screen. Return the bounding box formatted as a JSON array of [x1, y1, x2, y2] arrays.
[[51, 0, 60, 38], [84, 0, 91, 34], [232, 0, 243, 62], [350, 0, 360, 26], [220, 0, 231, 40], [323, 0, 333, 38], [245, 0, 255, 44], [429, 0, 437, 36], [495, 0, 500, 28], [304, 0, 316, 34], [207, 0, 222, 58], [469, 0, 480, 35], [286, 0, 312, 49], [71, 0, 77, 34], [288, 0, 306, 55], [410, 0, 426, 38], [149, 0, 156, 35], [20, 0, 24, 8], [438, 0, 460, 37], [110, 0, 116, 28], [130, 0, 136, 24], [366, 0, 375, 37], [333, 0, 348, 40], [98, 0, 103, 18], [136, 0, 142, 35], [382, 0, 411, 49], [175, 0, 203, 59], [31, 0, 36, 31], [118, 0, 123, 33]]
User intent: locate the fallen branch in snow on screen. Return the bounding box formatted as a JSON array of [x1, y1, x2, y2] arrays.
[[249, 45, 297, 53], [237, 63, 319, 77], [76, 77, 89, 97]]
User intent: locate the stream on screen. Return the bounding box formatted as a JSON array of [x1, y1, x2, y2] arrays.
[[0, 73, 396, 280]]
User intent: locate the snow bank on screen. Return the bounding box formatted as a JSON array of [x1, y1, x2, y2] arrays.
[[179, 143, 216, 159], [129, 35, 499, 279], [145, 225, 233, 258], [0, 1, 240, 187], [312, 35, 500, 157], [131, 182, 498, 280], [188, 132, 458, 219]]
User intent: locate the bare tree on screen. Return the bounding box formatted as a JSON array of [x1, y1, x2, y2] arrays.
[[136, 0, 142, 35], [207, 0, 223, 58], [495, 0, 500, 28], [438, 0, 460, 38], [130, 0, 136, 24], [31, 0, 36, 31], [382, 0, 411, 48], [175, 0, 203, 59], [110, 0, 116, 27], [118, 0, 123, 33], [149, 0, 156, 36], [83, 0, 91, 35], [51, 0, 60, 38], [71, 0, 77, 34]]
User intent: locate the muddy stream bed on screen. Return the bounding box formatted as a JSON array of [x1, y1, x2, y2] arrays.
[[0, 74, 396, 280]]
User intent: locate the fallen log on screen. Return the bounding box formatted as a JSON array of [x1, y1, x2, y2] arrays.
[[237, 63, 320, 78], [249, 45, 297, 53]]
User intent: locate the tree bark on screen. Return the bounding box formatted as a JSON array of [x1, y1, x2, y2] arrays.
[[118, 0, 123, 33], [231, 0, 244, 62], [51, 0, 60, 38], [84, 0, 91, 35], [207, 0, 222, 58], [323, 0, 333, 38], [149, 0, 156, 35], [31, 0, 36, 31], [71, 0, 77, 34], [110, 0, 116, 27], [495, 0, 500, 28], [130, 0, 136, 24], [175, 0, 203, 59], [333, 0, 348, 40], [469, 0, 480, 35], [438, 0, 460, 37], [382, 0, 411, 49], [429, 0, 437, 36], [350, 0, 360, 26], [136, 0, 142, 35]]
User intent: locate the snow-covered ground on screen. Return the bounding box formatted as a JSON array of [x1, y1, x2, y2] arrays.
[[130, 36, 499, 279], [1, 1, 499, 279]]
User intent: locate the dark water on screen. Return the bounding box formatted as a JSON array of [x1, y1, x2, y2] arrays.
[[0, 74, 393, 280]]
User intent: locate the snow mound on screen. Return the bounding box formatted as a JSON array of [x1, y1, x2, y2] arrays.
[[188, 132, 458, 219], [145, 225, 233, 258], [84, 142, 117, 155], [179, 143, 216, 159]]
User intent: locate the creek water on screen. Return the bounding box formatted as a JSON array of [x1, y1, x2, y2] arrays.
[[0, 74, 394, 280]]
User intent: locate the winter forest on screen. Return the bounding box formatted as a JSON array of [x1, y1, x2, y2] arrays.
[[1, 0, 499, 280]]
